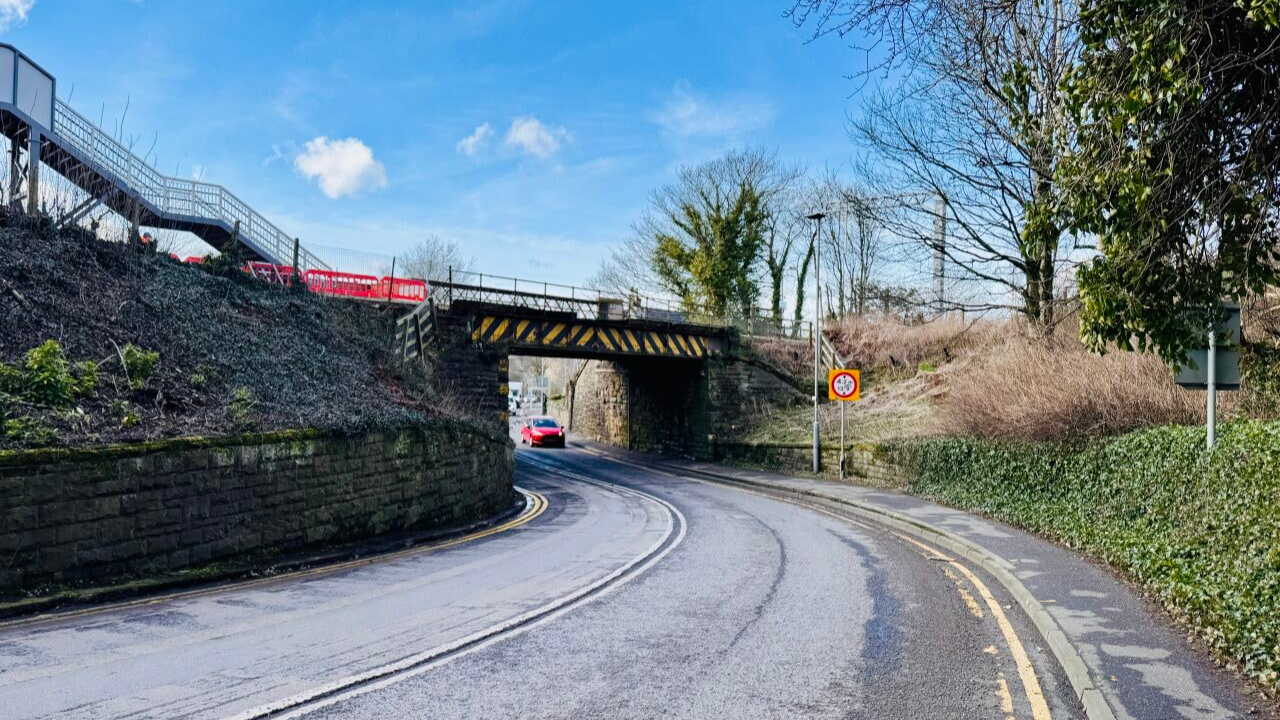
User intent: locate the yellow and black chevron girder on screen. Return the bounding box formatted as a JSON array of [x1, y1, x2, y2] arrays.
[[469, 314, 720, 358]]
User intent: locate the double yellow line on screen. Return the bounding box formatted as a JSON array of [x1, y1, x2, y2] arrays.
[[0, 489, 548, 632]]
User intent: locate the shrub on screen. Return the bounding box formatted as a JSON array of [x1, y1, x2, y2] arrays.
[[228, 386, 258, 423], [120, 344, 160, 390], [22, 340, 76, 408], [1241, 341, 1280, 419], [4, 416, 55, 445], [72, 360, 99, 397], [893, 421, 1280, 692], [109, 398, 139, 428], [190, 364, 214, 391], [0, 363, 20, 394]]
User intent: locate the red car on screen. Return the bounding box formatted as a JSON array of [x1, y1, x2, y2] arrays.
[[521, 416, 566, 447]]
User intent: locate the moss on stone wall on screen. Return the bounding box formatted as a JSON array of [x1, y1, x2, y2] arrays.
[[0, 421, 514, 592]]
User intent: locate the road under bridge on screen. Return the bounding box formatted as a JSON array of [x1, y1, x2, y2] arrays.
[[396, 279, 804, 457]]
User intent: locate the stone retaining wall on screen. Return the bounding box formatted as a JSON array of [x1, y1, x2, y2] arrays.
[[0, 424, 515, 591], [713, 441, 905, 487]]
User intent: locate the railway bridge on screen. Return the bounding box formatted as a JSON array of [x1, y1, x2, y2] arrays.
[[396, 277, 817, 457]]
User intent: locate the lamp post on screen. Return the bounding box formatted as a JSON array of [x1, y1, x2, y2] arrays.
[[806, 211, 826, 473]]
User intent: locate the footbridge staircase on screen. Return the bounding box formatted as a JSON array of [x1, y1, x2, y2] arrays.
[[0, 44, 326, 271]]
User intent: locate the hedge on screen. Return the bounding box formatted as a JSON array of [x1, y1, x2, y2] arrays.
[[891, 421, 1280, 691]]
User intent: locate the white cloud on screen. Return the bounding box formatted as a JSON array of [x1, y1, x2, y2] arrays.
[[456, 122, 493, 156], [0, 0, 33, 32], [294, 136, 387, 199], [503, 116, 570, 159], [654, 81, 776, 138]]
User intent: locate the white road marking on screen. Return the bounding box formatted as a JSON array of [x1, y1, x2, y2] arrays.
[[218, 457, 686, 720]]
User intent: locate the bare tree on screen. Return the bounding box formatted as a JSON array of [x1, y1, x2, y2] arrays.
[[846, 189, 883, 315], [790, 0, 1082, 332], [401, 235, 475, 282], [763, 189, 812, 325], [590, 235, 659, 298]]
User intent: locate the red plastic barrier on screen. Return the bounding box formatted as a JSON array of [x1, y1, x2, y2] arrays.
[[379, 277, 428, 303], [231, 263, 426, 302], [184, 256, 207, 264], [303, 269, 382, 299]]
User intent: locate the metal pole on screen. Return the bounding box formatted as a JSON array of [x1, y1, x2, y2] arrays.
[[810, 213, 824, 474], [1207, 327, 1217, 449], [387, 257, 396, 303], [291, 237, 299, 271], [839, 400, 846, 480], [27, 132, 40, 216], [8, 128, 22, 210]]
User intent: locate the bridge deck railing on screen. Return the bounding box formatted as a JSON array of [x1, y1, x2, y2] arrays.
[[428, 269, 819, 339], [431, 270, 720, 327]]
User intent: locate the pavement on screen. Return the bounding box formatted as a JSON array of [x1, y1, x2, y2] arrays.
[[0, 433, 1259, 719]]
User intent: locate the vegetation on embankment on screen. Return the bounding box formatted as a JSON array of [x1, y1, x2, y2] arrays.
[[0, 214, 452, 449], [892, 421, 1280, 692], [741, 313, 1212, 445]]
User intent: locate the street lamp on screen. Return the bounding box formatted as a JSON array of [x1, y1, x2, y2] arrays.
[[806, 211, 826, 473]]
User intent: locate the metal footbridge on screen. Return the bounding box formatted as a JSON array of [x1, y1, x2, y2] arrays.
[[0, 44, 325, 271]]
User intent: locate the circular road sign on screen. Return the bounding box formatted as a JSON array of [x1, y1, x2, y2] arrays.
[[828, 369, 861, 401]]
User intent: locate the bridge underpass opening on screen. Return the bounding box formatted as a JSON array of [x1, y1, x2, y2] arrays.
[[510, 352, 712, 457]]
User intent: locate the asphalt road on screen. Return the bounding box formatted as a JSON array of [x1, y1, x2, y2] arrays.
[[0, 443, 1086, 720]]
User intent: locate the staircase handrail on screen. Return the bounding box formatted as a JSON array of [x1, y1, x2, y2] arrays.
[[51, 98, 327, 271]]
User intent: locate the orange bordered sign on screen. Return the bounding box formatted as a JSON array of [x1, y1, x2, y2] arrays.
[[828, 369, 861, 401]]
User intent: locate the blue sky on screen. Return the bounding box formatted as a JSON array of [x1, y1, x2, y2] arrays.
[[3, 0, 862, 284]]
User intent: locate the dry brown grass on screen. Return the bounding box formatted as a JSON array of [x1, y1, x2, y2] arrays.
[[824, 314, 1005, 372], [748, 336, 814, 380], [937, 328, 1209, 441], [744, 312, 1221, 443]]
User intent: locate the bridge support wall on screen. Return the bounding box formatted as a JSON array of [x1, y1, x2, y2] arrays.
[[431, 313, 511, 429], [560, 355, 803, 459]]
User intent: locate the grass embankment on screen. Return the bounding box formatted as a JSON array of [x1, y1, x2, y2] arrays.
[[743, 313, 1204, 445], [894, 421, 1280, 692], [0, 215, 450, 449]]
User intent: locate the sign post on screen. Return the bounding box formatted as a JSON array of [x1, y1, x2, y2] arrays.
[[828, 369, 861, 478], [1173, 301, 1240, 450], [1207, 328, 1216, 449]]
